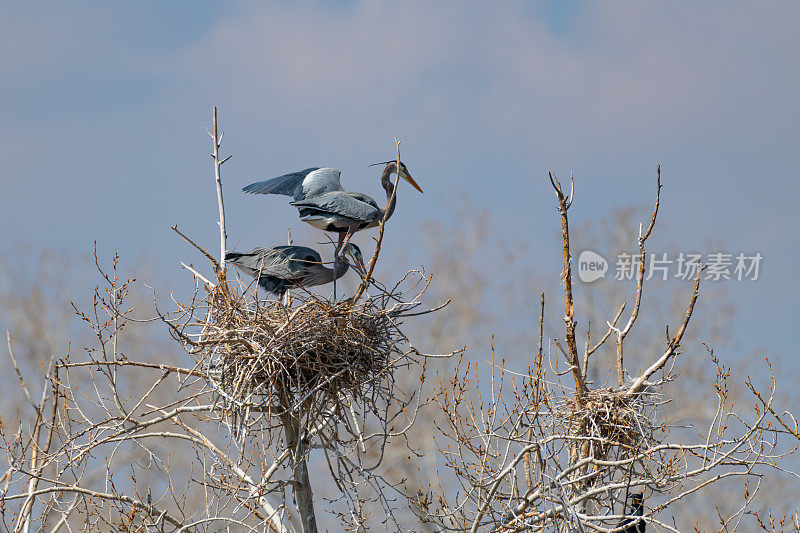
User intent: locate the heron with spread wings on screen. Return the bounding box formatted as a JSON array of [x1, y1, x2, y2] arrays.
[[225, 243, 364, 298], [242, 161, 423, 256]]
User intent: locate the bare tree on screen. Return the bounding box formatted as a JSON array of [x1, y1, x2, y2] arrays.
[[0, 111, 456, 532], [415, 168, 800, 531], [2, 111, 798, 532]]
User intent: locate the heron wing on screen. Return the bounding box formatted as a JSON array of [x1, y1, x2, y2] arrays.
[[242, 167, 343, 201], [226, 245, 338, 294], [225, 246, 307, 276], [290, 192, 380, 224], [225, 247, 279, 276], [270, 246, 323, 277], [342, 191, 380, 209]]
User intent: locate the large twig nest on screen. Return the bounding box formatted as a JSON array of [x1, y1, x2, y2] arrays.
[[568, 387, 656, 455], [185, 279, 415, 426]]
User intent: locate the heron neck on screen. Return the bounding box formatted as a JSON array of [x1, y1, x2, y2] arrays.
[[381, 163, 399, 221], [328, 258, 350, 282]]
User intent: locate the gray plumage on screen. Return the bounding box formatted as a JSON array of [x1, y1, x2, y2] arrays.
[[225, 243, 363, 297], [291, 193, 381, 230], [242, 168, 340, 201], [243, 162, 423, 254]]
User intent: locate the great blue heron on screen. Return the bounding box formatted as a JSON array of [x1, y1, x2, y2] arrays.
[[242, 161, 423, 256], [225, 243, 365, 298]]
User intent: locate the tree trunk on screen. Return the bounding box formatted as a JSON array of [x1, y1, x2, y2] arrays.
[[282, 413, 317, 533]]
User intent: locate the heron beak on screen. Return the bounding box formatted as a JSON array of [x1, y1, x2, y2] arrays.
[[402, 172, 423, 194], [345, 249, 367, 274]]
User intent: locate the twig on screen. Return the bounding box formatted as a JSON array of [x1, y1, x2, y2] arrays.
[[615, 165, 661, 386], [584, 302, 626, 375], [56, 360, 206, 378], [180, 261, 215, 288], [171, 417, 289, 533], [7, 332, 35, 411], [173, 225, 219, 270], [626, 265, 701, 396], [210, 106, 229, 271]]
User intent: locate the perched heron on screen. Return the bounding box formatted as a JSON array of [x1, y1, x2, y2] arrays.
[[242, 161, 423, 256], [225, 243, 365, 298], [618, 493, 645, 533]]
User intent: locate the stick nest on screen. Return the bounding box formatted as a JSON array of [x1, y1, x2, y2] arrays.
[[183, 279, 414, 427], [569, 387, 656, 457]]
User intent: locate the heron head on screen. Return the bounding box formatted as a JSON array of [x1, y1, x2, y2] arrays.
[[370, 160, 423, 194], [630, 493, 644, 506], [342, 243, 366, 273]]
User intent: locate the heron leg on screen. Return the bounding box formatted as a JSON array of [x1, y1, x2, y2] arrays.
[[331, 233, 347, 300], [333, 257, 338, 301], [335, 232, 346, 256], [277, 290, 288, 314]]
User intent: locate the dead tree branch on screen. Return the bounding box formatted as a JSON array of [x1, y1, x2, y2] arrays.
[[209, 106, 230, 272], [549, 172, 587, 400], [615, 165, 662, 386]]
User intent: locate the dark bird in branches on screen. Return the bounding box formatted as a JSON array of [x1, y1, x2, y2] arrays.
[[242, 162, 423, 257], [618, 493, 645, 533], [225, 243, 364, 298]]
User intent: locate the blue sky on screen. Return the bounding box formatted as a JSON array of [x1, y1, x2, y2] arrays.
[[1, 1, 798, 362]]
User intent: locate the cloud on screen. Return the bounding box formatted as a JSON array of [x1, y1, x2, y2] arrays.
[[181, 3, 465, 111], [169, 1, 800, 161]]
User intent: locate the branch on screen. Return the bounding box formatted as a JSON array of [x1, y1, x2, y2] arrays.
[[616, 165, 661, 386], [180, 261, 215, 288], [56, 359, 206, 378], [747, 368, 800, 440], [171, 417, 290, 533], [549, 172, 586, 400], [16, 357, 58, 533], [7, 332, 35, 411], [584, 301, 626, 374], [211, 106, 228, 271], [280, 411, 317, 533], [173, 225, 219, 271], [6, 485, 184, 529], [626, 265, 701, 396]]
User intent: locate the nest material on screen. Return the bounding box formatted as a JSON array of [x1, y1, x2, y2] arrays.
[[197, 284, 404, 420], [571, 387, 653, 455]]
